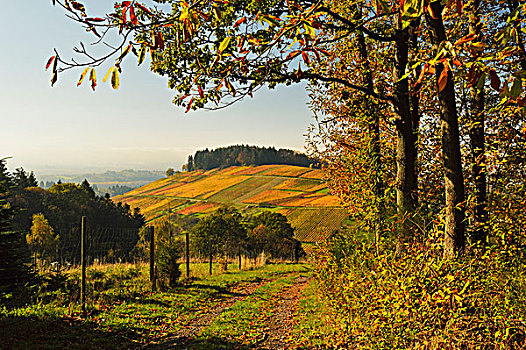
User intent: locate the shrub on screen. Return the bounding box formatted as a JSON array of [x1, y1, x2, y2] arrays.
[[156, 239, 181, 288], [313, 231, 526, 349]]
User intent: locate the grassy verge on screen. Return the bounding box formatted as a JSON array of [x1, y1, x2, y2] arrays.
[[196, 268, 312, 348], [290, 277, 341, 349], [0, 262, 307, 349]]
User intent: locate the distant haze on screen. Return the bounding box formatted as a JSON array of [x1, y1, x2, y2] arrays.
[[1, 2, 312, 178]]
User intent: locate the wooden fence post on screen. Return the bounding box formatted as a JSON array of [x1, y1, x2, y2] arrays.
[[81, 216, 87, 317], [150, 225, 156, 291], [238, 245, 242, 270], [185, 230, 190, 278], [209, 241, 213, 276]]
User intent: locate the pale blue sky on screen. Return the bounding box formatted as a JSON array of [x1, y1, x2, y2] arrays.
[[0, 1, 312, 175]]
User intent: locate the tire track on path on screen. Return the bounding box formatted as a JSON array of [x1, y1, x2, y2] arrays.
[[144, 277, 273, 349], [255, 275, 311, 350]]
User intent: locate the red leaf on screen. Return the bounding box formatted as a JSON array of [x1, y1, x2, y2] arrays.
[[122, 6, 127, 23], [286, 50, 300, 60], [456, 0, 463, 14], [185, 97, 194, 113], [428, 64, 436, 75], [438, 64, 448, 92], [155, 33, 165, 50], [121, 1, 131, 6], [414, 63, 428, 87], [130, 6, 138, 26], [136, 3, 152, 15], [86, 17, 105, 22], [216, 78, 224, 91], [301, 51, 310, 64], [45, 56, 56, 70], [233, 16, 246, 28], [198, 85, 204, 98], [71, 1, 86, 13], [77, 67, 89, 87], [197, 11, 209, 21], [467, 65, 475, 82], [454, 33, 477, 46], [489, 69, 500, 91]]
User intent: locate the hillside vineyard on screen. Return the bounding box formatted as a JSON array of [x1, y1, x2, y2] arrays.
[[113, 165, 348, 243]]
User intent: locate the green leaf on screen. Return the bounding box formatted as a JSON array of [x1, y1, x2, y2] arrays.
[[138, 45, 146, 66], [510, 77, 522, 99], [476, 72, 486, 91]]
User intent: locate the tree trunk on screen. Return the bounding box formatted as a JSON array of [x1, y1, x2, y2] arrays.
[[409, 20, 421, 210], [393, 17, 419, 255], [467, 0, 487, 244], [427, 1, 466, 258], [355, 7, 383, 250]]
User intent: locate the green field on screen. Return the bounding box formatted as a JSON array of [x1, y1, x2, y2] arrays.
[[113, 165, 349, 243]]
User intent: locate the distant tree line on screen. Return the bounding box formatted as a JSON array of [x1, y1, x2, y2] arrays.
[[40, 181, 135, 198], [184, 145, 318, 171], [105, 184, 136, 197]]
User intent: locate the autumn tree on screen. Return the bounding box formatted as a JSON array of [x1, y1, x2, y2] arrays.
[[47, 0, 526, 259], [47, 0, 424, 253], [248, 211, 299, 259], [26, 213, 60, 268], [192, 212, 224, 275]]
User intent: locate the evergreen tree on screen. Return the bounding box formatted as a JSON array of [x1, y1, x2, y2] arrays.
[[0, 159, 33, 301]]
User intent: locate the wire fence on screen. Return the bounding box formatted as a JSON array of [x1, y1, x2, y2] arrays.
[[55, 226, 140, 266]]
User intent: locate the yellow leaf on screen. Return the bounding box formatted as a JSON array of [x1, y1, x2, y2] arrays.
[[138, 45, 146, 66], [303, 23, 315, 38], [111, 67, 120, 90], [77, 67, 90, 87], [219, 36, 231, 53], [103, 66, 113, 83]]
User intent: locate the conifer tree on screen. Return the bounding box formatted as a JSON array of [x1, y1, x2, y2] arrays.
[[0, 159, 33, 300]]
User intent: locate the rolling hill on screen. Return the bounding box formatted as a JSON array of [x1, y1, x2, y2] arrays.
[[113, 165, 348, 243]]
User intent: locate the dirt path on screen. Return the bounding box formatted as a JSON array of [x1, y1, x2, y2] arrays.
[[256, 276, 311, 350], [145, 278, 271, 349], [144, 274, 311, 350]]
